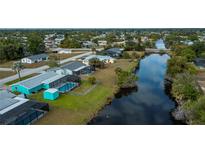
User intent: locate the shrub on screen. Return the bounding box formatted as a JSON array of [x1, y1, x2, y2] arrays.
[[88, 76, 96, 85]]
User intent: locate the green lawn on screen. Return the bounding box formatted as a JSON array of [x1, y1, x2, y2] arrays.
[[30, 84, 112, 124], [73, 80, 93, 94], [5, 73, 38, 85]]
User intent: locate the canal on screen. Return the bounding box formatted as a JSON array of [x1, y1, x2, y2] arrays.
[[89, 54, 180, 125]]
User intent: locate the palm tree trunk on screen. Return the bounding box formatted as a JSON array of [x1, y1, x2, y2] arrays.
[[18, 71, 21, 81]]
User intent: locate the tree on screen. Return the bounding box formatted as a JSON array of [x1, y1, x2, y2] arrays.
[[184, 96, 205, 124], [27, 32, 45, 54], [60, 38, 81, 48], [12, 61, 24, 81], [89, 58, 105, 69], [48, 54, 59, 68], [88, 76, 96, 85], [177, 48, 196, 62], [167, 56, 188, 77], [191, 41, 205, 57], [171, 73, 200, 102], [122, 52, 130, 59], [0, 38, 24, 62], [115, 68, 138, 88]]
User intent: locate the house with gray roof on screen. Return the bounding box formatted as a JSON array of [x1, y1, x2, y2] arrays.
[[21, 53, 48, 64], [103, 48, 124, 57], [0, 90, 49, 125], [61, 61, 92, 75]]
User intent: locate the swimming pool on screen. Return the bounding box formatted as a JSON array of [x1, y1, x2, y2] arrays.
[[58, 82, 78, 93]]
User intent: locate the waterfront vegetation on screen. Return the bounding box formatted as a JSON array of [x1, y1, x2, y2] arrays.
[[30, 59, 138, 124], [166, 45, 205, 124]]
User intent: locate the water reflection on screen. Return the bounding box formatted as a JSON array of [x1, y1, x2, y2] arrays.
[[89, 54, 180, 125]]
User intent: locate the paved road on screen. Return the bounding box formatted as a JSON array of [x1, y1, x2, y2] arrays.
[[0, 68, 12, 71], [0, 65, 49, 87], [0, 52, 93, 87]]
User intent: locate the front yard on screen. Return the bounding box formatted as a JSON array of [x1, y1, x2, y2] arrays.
[[0, 71, 16, 79]]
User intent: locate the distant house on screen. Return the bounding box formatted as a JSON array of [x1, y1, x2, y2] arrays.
[[21, 53, 48, 64], [0, 90, 49, 125], [98, 40, 107, 46], [82, 41, 96, 48], [11, 71, 80, 95], [104, 48, 124, 57], [58, 48, 72, 54], [194, 58, 205, 69], [82, 55, 115, 65]]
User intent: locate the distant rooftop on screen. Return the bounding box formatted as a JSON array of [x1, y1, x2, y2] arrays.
[[25, 53, 48, 61]]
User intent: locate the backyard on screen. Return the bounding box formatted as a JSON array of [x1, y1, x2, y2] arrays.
[[30, 59, 138, 124]]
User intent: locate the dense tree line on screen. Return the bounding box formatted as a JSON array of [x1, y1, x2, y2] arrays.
[[0, 39, 24, 62], [0, 32, 45, 63]]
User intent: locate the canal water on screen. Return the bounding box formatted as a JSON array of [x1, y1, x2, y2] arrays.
[[89, 54, 179, 125], [155, 39, 166, 50]]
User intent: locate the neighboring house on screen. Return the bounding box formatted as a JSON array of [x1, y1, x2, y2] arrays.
[[104, 48, 124, 57], [0, 90, 49, 125], [21, 53, 48, 64], [83, 55, 115, 65], [11, 71, 80, 95], [61, 61, 92, 75], [98, 40, 107, 46]]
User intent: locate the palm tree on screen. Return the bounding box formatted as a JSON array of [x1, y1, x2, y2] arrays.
[[12, 61, 24, 81]]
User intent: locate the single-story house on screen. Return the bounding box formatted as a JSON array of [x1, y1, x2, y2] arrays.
[[82, 55, 115, 65], [104, 48, 124, 57], [11, 71, 80, 95], [0, 90, 49, 125], [61, 61, 92, 75], [21, 53, 48, 64], [98, 40, 107, 46]]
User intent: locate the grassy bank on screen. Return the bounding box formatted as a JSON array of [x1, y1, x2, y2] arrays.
[[31, 59, 138, 124]]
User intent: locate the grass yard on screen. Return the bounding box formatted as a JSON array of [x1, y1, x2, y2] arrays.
[[0, 71, 16, 79], [5, 73, 39, 85], [31, 84, 111, 124], [0, 61, 17, 68], [73, 80, 93, 94], [49, 53, 82, 60], [31, 59, 138, 125], [23, 61, 48, 68]]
